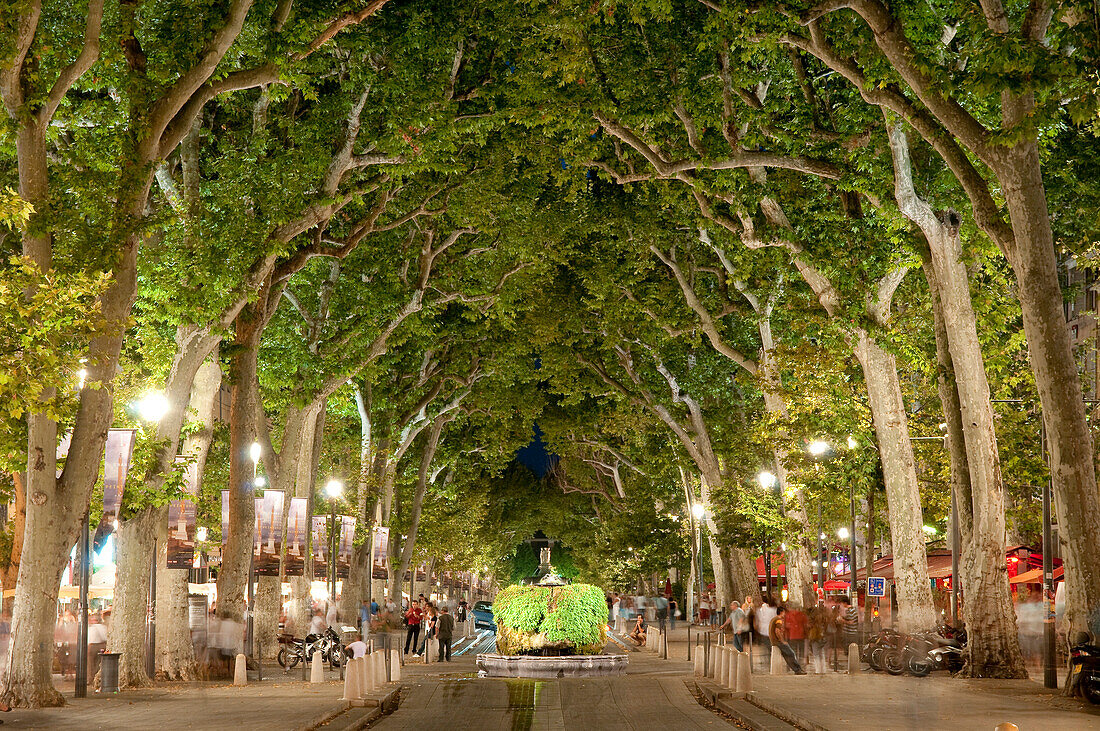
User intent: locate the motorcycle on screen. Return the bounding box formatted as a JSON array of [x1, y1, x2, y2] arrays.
[[277, 627, 345, 670], [883, 629, 964, 677], [1066, 636, 1100, 704], [861, 629, 902, 671]]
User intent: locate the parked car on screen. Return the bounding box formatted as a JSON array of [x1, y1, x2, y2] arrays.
[[472, 600, 496, 632]]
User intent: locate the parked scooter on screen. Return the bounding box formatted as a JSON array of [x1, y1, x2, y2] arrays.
[[1066, 633, 1100, 704], [883, 629, 964, 676]]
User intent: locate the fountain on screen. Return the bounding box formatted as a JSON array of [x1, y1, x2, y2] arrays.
[[476, 549, 627, 678]]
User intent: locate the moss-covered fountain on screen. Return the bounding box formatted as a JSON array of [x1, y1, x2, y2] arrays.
[[476, 551, 626, 678]]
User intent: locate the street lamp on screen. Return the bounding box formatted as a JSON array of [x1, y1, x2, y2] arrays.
[[837, 527, 850, 540], [757, 471, 780, 595], [807, 441, 831, 595], [690, 503, 706, 626], [807, 440, 831, 457], [325, 479, 344, 603], [136, 392, 169, 423]]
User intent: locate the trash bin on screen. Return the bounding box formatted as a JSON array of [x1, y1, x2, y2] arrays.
[[99, 652, 121, 693]]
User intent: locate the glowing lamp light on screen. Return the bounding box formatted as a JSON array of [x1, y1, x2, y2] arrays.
[[807, 440, 831, 457], [847, 436, 858, 450], [325, 479, 344, 499], [254, 475, 267, 488], [196, 527, 208, 542], [757, 471, 777, 490], [781, 588, 789, 602], [136, 392, 169, 422], [922, 525, 938, 536], [249, 441, 262, 465], [819, 533, 827, 540], [77, 368, 88, 390], [691, 503, 706, 520], [837, 526, 850, 540]]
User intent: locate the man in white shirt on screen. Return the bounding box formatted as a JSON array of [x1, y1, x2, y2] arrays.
[[346, 632, 368, 659], [755, 598, 777, 670]]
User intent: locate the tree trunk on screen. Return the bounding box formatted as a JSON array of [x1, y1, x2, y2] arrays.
[[155, 357, 222, 679], [925, 222, 1026, 677], [999, 153, 1100, 637], [107, 507, 156, 688], [853, 333, 937, 632], [216, 306, 263, 623], [289, 404, 325, 638]]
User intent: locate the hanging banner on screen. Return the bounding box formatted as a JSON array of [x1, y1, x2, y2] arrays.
[[166, 455, 201, 569], [221, 490, 230, 545], [165, 499, 197, 569], [284, 498, 308, 577], [99, 428, 137, 528], [337, 516, 355, 579], [311, 516, 328, 578], [254, 490, 284, 576], [371, 526, 390, 580]]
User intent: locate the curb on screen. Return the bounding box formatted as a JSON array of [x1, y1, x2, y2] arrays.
[[743, 692, 833, 731], [297, 686, 401, 731]]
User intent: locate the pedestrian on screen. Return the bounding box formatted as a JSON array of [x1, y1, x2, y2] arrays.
[[754, 595, 776, 669], [417, 601, 436, 658], [612, 593, 621, 626], [726, 601, 747, 651], [737, 596, 752, 653], [87, 612, 108, 679], [628, 614, 647, 647], [807, 600, 829, 674], [346, 631, 368, 659], [669, 598, 679, 631], [359, 600, 371, 636], [786, 603, 808, 662], [309, 609, 326, 637], [403, 600, 422, 656], [457, 600, 468, 623], [436, 605, 455, 661], [769, 606, 807, 674], [838, 595, 859, 655], [717, 601, 741, 650]]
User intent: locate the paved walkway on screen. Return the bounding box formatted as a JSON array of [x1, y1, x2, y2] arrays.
[[1, 663, 347, 730], [376, 645, 731, 730]]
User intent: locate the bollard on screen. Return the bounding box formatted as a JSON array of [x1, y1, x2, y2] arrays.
[[718, 646, 730, 687], [233, 653, 248, 686], [847, 643, 860, 675], [770, 645, 784, 675], [736, 651, 752, 693], [376, 651, 386, 686], [310, 650, 325, 683], [726, 650, 737, 690], [693, 646, 705, 677], [358, 656, 371, 697], [342, 657, 361, 701], [993, 725, 1019, 731], [390, 648, 402, 682], [369, 652, 382, 691]]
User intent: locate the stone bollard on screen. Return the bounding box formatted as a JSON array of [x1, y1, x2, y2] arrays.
[[736, 651, 752, 693], [342, 657, 361, 701], [390, 648, 402, 682], [718, 647, 730, 687], [848, 643, 860, 675], [726, 650, 737, 690], [770, 645, 784, 675], [693, 646, 705, 677], [233, 653, 248, 686], [310, 651, 325, 683], [365, 655, 378, 694], [373, 652, 386, 691]]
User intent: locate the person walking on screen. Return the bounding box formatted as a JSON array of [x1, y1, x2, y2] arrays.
[[417, 601, 436, 658], [436, 605, 455, 661], [754, 595, 777, 670], [786, 604, 808, 663], [807, 600, 829, 674], [736, 597, 752, 653], [403, 600, 422, 656], [769, 606, 807, 674]]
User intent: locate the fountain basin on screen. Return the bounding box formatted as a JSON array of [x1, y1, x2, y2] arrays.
[[476, 653, 628, 678]]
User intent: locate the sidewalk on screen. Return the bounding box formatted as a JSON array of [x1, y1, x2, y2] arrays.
[[3, 663, 349, 730], [743, 672, 1100, 731]]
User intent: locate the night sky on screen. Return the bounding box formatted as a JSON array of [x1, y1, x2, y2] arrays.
[[515, 424, 554, 477]]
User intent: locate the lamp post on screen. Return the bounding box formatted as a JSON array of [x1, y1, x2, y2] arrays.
[[136, 393, 168, 680], [691, 502, 706, 625], [247, 441, 261, 658], [757, 471, 778, 596], [325, 479, 344, 605], [807, 441, 832, 596]]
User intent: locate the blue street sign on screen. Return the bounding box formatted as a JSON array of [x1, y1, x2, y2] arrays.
[[868, 576, 886, 598]]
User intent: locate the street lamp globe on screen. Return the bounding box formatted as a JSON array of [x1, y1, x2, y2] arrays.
[[249, 441, 262, 465], [756, 471, 777, 490], [691, 503, 706, 520], [325, 479, 344, 499], [136, 392, 169, 423], [807, 440, 831, 457], [254, 475, 267, 488], [837, 526, 850, 540], [847, 436, 858, 450]]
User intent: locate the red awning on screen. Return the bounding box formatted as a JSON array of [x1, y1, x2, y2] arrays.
[[1010, 566, 1064, 584], [823, 580, 849, 590], [755, 556, 786, 578]]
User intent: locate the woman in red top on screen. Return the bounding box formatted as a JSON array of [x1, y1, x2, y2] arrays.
[[403, 601, 422, 655], [785, 605, 808, 663]]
